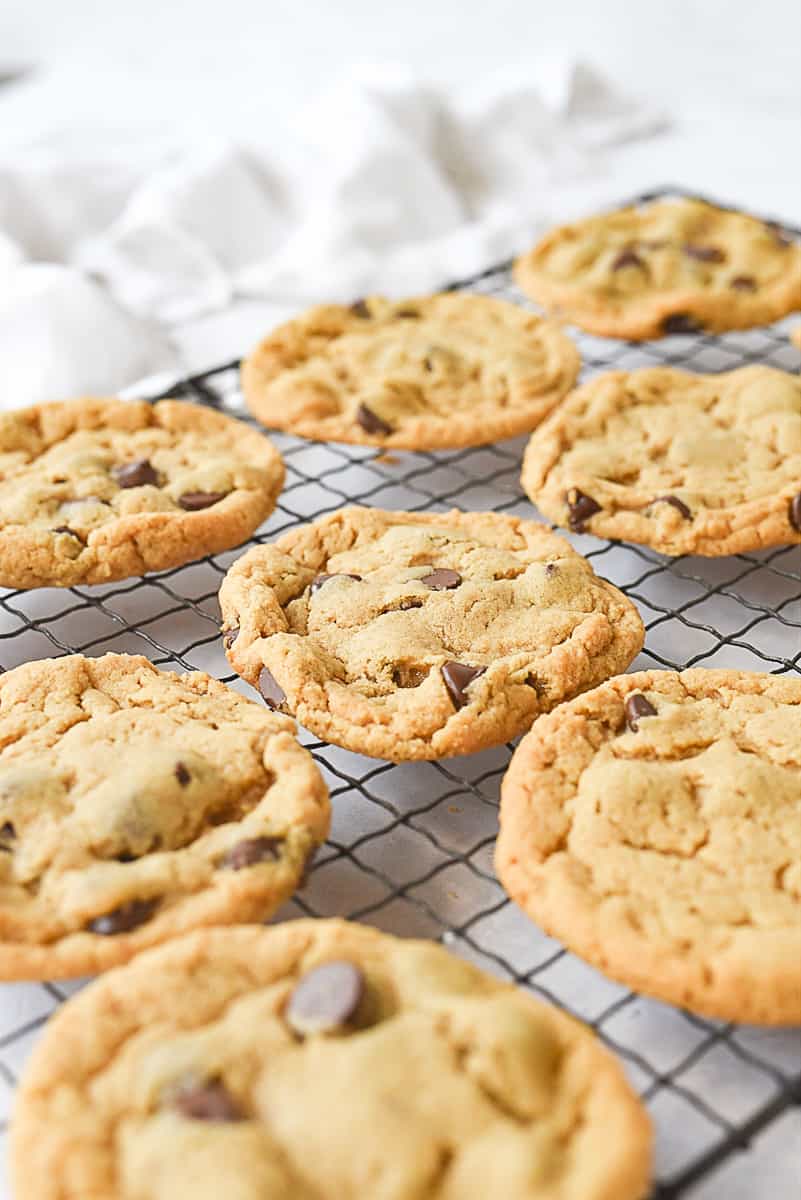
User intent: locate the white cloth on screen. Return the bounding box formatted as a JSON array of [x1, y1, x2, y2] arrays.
[[0, 59, 666, 405]]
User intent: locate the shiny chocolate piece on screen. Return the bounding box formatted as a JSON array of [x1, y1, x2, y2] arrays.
[[421, 568, 462, 590], [567, 489, 602, 533], [258, 667, 287, 710], [112, 458, 159, 489], [178, 491, 227, 511], [356, 404, 392, 437], [221, 836, 283, 870], [624, 693, 657, 732], [286, 961, 365, 1036], [87, 897, 160, 936], [441, 661, 486, 710]]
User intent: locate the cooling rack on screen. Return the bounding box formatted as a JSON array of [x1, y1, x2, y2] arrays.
[[0, 189, 799, 1198]]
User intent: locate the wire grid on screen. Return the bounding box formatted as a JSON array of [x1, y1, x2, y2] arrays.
[[0, 190, 799, 1198]]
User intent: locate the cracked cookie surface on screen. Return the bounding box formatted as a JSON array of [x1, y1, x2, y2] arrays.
[[241, 293, 580, 448], [497, 669, 801, 1024], [514, 198, 801, 339], [11, 918, 652, 1200], [521, 365, 801, 556], [0, 654, 329, 979], [0, 397, 284, 588], [219, 506, 643, 761]]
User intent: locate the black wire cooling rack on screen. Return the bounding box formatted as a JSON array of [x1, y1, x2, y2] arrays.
[[0, 189, 799, 1198]]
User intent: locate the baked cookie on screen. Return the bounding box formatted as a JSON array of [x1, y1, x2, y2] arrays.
[[11, 919, 653, 1200], [497, 669, 801, 1025], [241, 293, 580, 448], [0, 654, 328, 980], [0, 396, 284, 588], [514, 197, 801, 339], [792, 326, 801, 351], [219, 506, 643, 760], [521, 365, 801, 556]]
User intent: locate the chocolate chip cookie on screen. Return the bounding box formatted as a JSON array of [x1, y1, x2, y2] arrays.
[[11, 919, 653, 1200], [241, 293, 580, 448], [792, 326, 801, 351], [0, 654, 328, 979], [514, 198, 801, 339], [0, 396, 285, 588], [521, 365, 801, 556], [497, 669, 801, 1025], [219, 506, 644, 760]]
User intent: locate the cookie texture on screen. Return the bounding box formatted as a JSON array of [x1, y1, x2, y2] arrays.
[[241, 293, 580, 448], [514, 198, 801, 339], [497, 670, 801, 1025], [792, 326, 801, 351], [0, 397, 284, 588], [11, 919, 652, 1200], [219, 506, 643, 761], [521, 365, 801, 556], [0, 654, 328, 980]]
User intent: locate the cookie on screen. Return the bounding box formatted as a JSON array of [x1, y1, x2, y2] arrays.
[[521, 365, 801, 556], [497, 669, 801, 1025], [0, 654, 328, 980], [219, 506, 643, 761], [0, 396, 284, 588], [11, 919, 653, 1200], [241, 293, 580, 448], [514, 198, 801, 339], [792, 326, 801, 351]]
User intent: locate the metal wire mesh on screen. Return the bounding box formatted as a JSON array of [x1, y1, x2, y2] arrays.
[[0, 189, 799, 1197]]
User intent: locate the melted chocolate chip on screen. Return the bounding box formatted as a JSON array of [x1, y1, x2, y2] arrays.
[[654, 494, 692, 520], [423, 356, 434, 372], [545, 562, 559, 575], [174, 762, 191, 787], [683, 244, 725, 263], [178, 491, 227, 511], [258, 667, 287, 710], [88, 897, 160, 935], [624, 693, 657, 732], [309, 573, 362, 594], [286, 961, 365, 1036], [441, 661, 486, 709], [0, 821, 15, 840], [395, 307, 419, 318], [567, 489, 602, 532], [173, 1079, 245, 1122], [611, 249, 646, 271], [421, 568, 462, 590], [356, 403, 392, 437], [349, 299, 371, 317], [222, 627, 239, 650], [730, 275, 756, 292], [221, 836, 283, 870], [789, 493, 801, 533], [112, 458, 159, 489], [662, 313, 703, 335]]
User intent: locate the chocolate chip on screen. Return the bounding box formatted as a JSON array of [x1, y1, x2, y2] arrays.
[[421, 568, 462, 590], [175, 762, 191, 787], [423, 356, 434, 372], [349, 298, 371, 317], [222, 627, 239, 650], [662, 313, 703, 335], [309, 573, 362, 594], [611, 249, 645, 271], [545, 562, 559, 575], [112, 458, 159, 489], [50, 526, 84, 542], [567, 489, 602, 532], [392, 665, 429, 688], [258, 667, 287, 710], [0, 822, 15, 840], [178, 491, 227, 511], [87, 897, 160, 935], [173, 1079, 245, 1122], [441, 661, 486, 709], [683, 244, 725, 263], [789, 493, 801, 533], [356, 403, 392, 436], [221, 836, 283, 870], [730, 275, 756, 292], [395, 307, 419, 318], [286, 961, 365, 1036], [654, 494, 692, 520], [624, 693, 657, 732]]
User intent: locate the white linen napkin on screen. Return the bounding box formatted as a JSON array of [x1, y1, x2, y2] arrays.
[[0, 58, 666, 405]]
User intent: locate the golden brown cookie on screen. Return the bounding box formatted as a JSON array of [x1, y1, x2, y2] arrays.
[[497, 669, 801, 1025], [521, 365, 801, 556], [219, 506, 644, 761], [514, 198, 801, 339], [11, 919, 653, 1200], [241, 293, 580, 448], [792, 325, 801, 351], [0, 396, 284, 588], [0, 654, 328, 980]]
